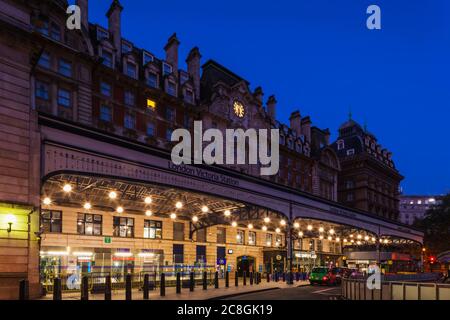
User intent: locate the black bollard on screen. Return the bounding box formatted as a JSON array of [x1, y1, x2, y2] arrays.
[[235, 272, 239, 287], [125, 274, 132, 300], [250, 272, 254, 285], [214, 272, 219, 289], [282, 273, 286, 282], [143, 274, 150, 300], [203, 271, 207, 290], [19, 279, 29, 300], [296, 272, 299, 282], [190, 272, 195, 292], [225, 271, 229, 288], [53, 278, 62, 300], [105, 275, 112, 300], [256, 273, 260, 285], [267, 273, 270, 283], [243, 271, 247, 286], [81, 276, 89, 300], [160, 273, 166, 296], [176, 273, 181, 294]]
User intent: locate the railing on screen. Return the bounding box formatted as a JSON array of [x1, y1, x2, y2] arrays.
[[342, 277, 450, 300]]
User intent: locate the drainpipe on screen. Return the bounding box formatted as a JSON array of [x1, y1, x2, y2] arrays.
[[286, 202, 294, 285]]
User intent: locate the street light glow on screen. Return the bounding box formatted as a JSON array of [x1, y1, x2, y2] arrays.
[[175, 201, 183, 209], [43, 197, 51, 205], [144, 196, 152, 204], [63, 184, 72, 193], [109, 191, 117, 199], [264, 217, 271, 224]]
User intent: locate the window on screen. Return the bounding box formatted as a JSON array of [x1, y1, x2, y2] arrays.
[[143, 51, 154, 65], [144, 220, 162, 239], [35, 81, 49, 100], [275, 234, 282, 247], [166, 107, 176, 122], [347, 149, 355, 156], [50, 22, 61, 41], [97, 28, 109, 40], [309, 239, 315, 250], [184, 89, 194, 103], [180, 73, 189, 85], [173, 222, 184, 241], [217, 227, 226, 244], [57, 88, 71, 107], [265, 233, 273, 247], [163, 62, 172, 75], [167, 81, 176, 96], [38, 52, 51, 69], [77, 213, 102, 236], [36, 18, 49, 36], [196, 245, 206, 263], [100, 105, 112, 122], [124, 112, 136, 130], [146, 122, 155, 136], [317, 240, 323, 252], [196, 228, 207, 242], [173, 244, 184, 264], [166, 128, 173, 141], [100, 82, 111, 96], [58, 59, 72, 77], [347, 193, 354, 201], [121, 41, 132, 54], [101, 50, 113, 68], [337, 140, 345, 150], [41, 210, 62, 233], [126, 61, 137, 79], [124, 91, 135, 106], [146, 99, 156, 110], [248, 231, 256, 245], [113, 217, 134, 238], [236, 230, 244, 244], [147, 73, 158, 88], [346, 180, 354, 189]]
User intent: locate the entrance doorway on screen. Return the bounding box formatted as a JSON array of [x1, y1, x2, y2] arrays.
[[237, 256, 255, 276]]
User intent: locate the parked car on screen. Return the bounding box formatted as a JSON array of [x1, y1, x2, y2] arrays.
[[309, 267, 338, 286]]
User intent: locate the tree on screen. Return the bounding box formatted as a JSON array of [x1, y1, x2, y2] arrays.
[[414, 194, 450, 255]]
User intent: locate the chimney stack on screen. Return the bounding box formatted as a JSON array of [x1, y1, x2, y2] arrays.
[[324, 128, 331, 145], [289, 110, 301, 136], [165, 33, 180, 76], [186, 46, 202, 100], [106, 0, 123, 56], [266, 95, 277, 119], [76, 0, 89, 31], [253, 86, 264, 105], [301, 116, 312, 143]]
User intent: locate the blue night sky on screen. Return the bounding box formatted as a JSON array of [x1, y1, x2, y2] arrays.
[[84, 0, 450, 195]]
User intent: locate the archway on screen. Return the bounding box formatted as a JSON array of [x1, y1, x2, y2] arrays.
[[236, 256, 256, 276]]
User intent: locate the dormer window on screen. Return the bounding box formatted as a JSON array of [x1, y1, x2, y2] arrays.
[[143, 51, 154, 66], [347, 149, 355, 156], [163, 62, 172, 76], [101, 49, 113, 68], [121, 41, 132, 54], [337, 140, 345, 150], [97, 27, 109, 41]]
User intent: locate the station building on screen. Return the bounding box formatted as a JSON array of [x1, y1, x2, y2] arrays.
[[0, 0, 423, 299]]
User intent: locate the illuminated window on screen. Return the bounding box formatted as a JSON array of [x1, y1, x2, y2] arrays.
[[144, 220, 162, 239], [275, 234, 282, 247], [77, 213, 102, 236], [265, 233, 273, 247], [41, 210, 62, 233], [113, 217, 134, 238], [146, 99, 156, 110], [248, 232, 256, 246], [236, 230, 244, 245]]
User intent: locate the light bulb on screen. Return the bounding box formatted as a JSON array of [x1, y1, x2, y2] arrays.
[[264, 217, 270, 224], [144, 197, 152, 204], [298, 231, 304, 237], [231, 221, 237, 227], [63, 184, 72, 193], [109, 191, 117, 199], [294, 222, 300, 229], [116, 206, 124, 213], [329, 229, 335, 235], [175, 201, 183, 209], [201, 206, 209, 213], [224, 210, 231, 217], [248, 224, 253, 229], [192, 216, 198, 222], [262, 226, 268, 231], [280, 220, 286, 226], [307, 225, 313, 231], [275, 228, 281, 233], [170, 213, 177, 220], [319, 227, 324, 233], [336, 237, 340, 242], [83, 202, 92, 210], [43, 197, 51, 205], [145, 210, 152, 217]]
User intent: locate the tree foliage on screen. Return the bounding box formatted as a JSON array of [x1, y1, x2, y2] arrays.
[[414, 194, 450, 255]]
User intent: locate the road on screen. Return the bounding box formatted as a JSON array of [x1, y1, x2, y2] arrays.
[[223, 284, 342, 300]]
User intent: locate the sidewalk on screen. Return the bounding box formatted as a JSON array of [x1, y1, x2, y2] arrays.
[[39, 279, 310, 300]]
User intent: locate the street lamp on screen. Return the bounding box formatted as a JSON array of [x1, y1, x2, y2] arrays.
[[5, 214, 16, 233]]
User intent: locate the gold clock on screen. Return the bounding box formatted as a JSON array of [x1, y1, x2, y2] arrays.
[[233, 101, 245, 118]]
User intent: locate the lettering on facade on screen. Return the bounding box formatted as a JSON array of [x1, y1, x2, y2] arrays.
[[167, 162, 239, 187]]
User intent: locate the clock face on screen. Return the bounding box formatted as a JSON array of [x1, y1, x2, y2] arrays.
[[233, 101, 245, 118]]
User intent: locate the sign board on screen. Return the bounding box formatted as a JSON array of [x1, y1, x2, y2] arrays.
[[104, 237, 112, 244], [217, 258, 227, 266]]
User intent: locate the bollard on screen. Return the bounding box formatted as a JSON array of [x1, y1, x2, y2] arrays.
[[125, 274, 132, 300], [275, 273, 279, 282], [250, 272, 254, 285], [296, 272, 300, 282], [160, 273, 166, 296], [235, 272, 239, 287], [282, 273, 286, 282], [176, 273, 181, 294], [225, 271, 229, 288], [257, 273, 260, 285], [243, 272, 247, 286], [81, 276, 89, 300], [203, 271, 207, 290], [267, 273, 270, 283], [214, 272, 219, 289], [19, 279, 29, 300], [105, 275, 112, 300], [190, 272, 195, 292], [53, 278, 62, 300], [143, 274, 150, 300]]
